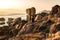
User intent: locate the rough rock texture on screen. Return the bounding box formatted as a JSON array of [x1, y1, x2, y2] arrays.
[[1, 5, 60, 40]]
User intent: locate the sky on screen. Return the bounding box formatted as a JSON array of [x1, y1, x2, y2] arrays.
[[0, 0, 60, 15]]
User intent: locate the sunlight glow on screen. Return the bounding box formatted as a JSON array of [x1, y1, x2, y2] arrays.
[[0, 0, 23, 9], [0, 0, 60, 15]]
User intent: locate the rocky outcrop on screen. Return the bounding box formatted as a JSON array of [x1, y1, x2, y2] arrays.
[[1, 5, 60, 40], [51, 5, 60, 14], [17, 22, 35, 35], [50, 23, 60, 33], [9, 32, 46, 40]]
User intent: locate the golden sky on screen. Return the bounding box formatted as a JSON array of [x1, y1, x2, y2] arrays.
[[0, 0, 60, 15]]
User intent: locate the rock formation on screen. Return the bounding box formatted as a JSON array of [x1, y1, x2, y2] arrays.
[[1, 5, 60, 40], [26, 7, 36, 22]]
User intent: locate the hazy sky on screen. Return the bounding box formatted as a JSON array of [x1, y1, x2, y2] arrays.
[[0, 0, 60, 15]]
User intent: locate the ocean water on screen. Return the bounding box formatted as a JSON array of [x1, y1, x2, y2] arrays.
[[0, 13, 26, 20], [0, 13, 26, 27]]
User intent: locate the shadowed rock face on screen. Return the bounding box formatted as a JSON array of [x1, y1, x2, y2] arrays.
[[0, 18, 5, 25], [39, 20, 54, 33], [51, 5, 60, 15], [35, 12, 48, 21], [0, 18, 5, 21], [9, 32, 46, 40], [50, 24, 60, 33], [35, 14, 42, 21], [17, 19, 54, 36], [13, 17, 21, 26], [17, 22, 35, 35]]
